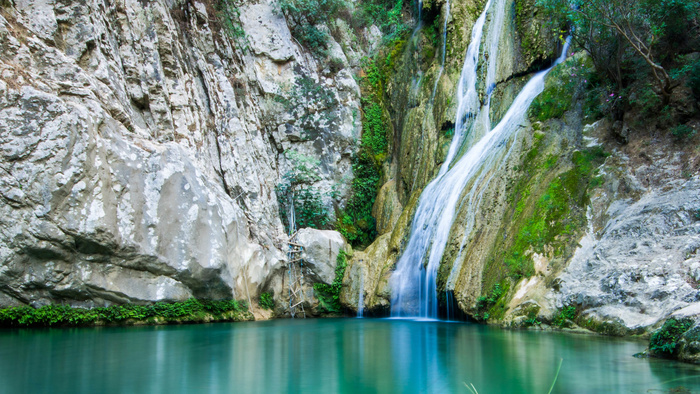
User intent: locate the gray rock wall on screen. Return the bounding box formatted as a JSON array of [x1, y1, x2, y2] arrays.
[[0, 0, 359, 308]]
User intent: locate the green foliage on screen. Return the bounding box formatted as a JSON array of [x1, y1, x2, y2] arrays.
[[474, 283, 509, 321], [259, 292, 275, 310], [524, 316, 542, 326], [539, 0, 699, 105], [351, 0, 410, 41], [503, 145, 608, 280], [278, 0, 347, 56], [690, 60, 700, 99], [276, 151, 330, 233], [529, 56, 588, 121], [627, 83, 661, 116], [215, 0, 248, 48], [650, 318, 693, 355], [313, 250, 348, 313], [671, 124, 697, 141], [336, 59, 390, 247], [553, 306, 576, 328], [0, 299, 250, 328]]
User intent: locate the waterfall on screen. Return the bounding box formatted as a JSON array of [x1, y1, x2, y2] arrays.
[[389, 0, 572, 318], [357, 272, 365, 318]]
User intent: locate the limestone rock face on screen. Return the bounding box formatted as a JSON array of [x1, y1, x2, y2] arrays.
[[296, 228, 348, 285], [0, 0, 363, 308], [553, 177, 700, 330]]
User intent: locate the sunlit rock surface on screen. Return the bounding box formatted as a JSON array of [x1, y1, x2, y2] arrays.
[[0, 0, 363, 307]]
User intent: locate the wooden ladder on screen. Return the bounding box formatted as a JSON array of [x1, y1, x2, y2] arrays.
[[287, 232, 306, 318]]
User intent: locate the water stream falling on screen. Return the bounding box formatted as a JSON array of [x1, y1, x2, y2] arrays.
[[390, 0, 572, 318], [357, 271, 365, 318]]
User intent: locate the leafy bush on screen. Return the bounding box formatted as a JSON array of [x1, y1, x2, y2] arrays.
[[259, 292, 275, 310], [671, 124, 696, 141], [690, 60, 700, 99], [313, 250, 347, 312], [553, 306, 576, 327], [278, 0, 347, 56], [0, 299, 250, 328], [474, 283, 506, 321], [352, 0, 409, 40], [650, 318, 693, 355], [216, 0, 246, 40]]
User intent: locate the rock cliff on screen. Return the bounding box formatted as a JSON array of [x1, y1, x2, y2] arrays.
[[0, 0, 359, 309]]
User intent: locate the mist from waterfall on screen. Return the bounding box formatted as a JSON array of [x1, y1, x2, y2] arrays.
[[389, 0, 571, 318]]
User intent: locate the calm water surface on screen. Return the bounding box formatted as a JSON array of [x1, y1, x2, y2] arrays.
[[1, 318, 699, 393]]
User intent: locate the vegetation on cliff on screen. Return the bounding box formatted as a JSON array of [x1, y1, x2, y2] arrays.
[[276, 151, 331, 233], [540, 0, 700, 131], [314, 250, 348, 312], [0, 299, 253, 328]]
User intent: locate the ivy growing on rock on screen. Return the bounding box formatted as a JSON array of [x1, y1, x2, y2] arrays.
[[650, 318, 694, 356], [335, 59, 389, 247], [313, 250, 348, 313]]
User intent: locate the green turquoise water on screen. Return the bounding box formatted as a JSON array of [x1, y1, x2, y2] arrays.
[[1, 318, 699, 393]]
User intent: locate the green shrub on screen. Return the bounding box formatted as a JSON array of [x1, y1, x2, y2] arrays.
[[671, 124, 696, 141], [690, 61, 700, 99], [313, 250, 348, 313], [278, 0, 347, 56], [553, 306, 576, 327], [351, 0, 409, 39], [259, 292, 275, 310], [474, 283, 506, 321], [0, 299, 250, 328], [524, 316, 542, 326], [650, 318, 694, 355]]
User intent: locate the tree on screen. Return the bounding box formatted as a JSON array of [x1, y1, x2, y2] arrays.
[[539, 0, 700, 103]]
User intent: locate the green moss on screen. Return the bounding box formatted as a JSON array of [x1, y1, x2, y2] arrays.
[[474, 281, 510, 321], [337, 48, 406, 247], [314, 250, 348, 313], [480, 132, 608, 306], [577, 316, 635, 336], [502, 146, 607, 280], [650, 318, 694, 356], [0, 299, 253, 328]]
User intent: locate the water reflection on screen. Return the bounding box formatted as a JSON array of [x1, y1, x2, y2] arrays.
[[1, 319, 699, 393]]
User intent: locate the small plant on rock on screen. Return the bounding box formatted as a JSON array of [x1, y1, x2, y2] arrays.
[[650, 318, 694, 356], [313, 250, 347, 313], [553, 306, 576, 328], [671, 124, 696, 141], [259, 292, 275, 310]]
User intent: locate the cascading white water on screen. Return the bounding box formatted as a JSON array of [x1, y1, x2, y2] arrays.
[[357, 272, 365, 318], [390, 0, 572, 318]]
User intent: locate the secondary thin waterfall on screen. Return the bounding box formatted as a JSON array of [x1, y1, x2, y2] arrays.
[[390, 0, 571, 318], [357, 272, 365, 318]]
